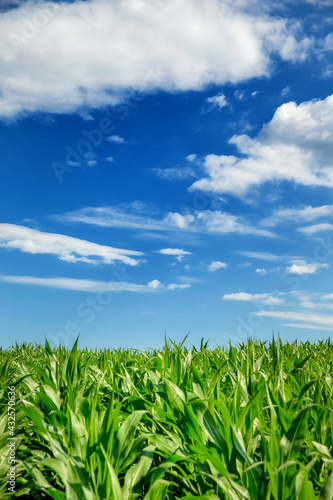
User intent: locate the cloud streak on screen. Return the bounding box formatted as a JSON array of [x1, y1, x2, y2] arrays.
[[0, 223, 142, 265], [223, 292, 284, 305], [55, 205, 275, 237], [0, 274, 191, 293], [256, 310, 333, 328]]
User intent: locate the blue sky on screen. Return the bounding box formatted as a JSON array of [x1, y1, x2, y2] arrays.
[[1, 0, 333, 349]]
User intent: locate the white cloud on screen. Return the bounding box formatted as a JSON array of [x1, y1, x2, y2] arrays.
[[153, 167, 197, 180], [282, 323, 333, 330], [55, 204, 275, 237], [208, 261, 228, 272], [147, 279, 162, 289], [286, 260, 329, 275], [186, 154, 197, 163], [255, 268, 267, 275], [0, 275, 159, 293], [298, 223, 333, 235], [159, 247, 192, 262], [0, 223, 142, 265], [190, 94, 333, 197], [256, 310, 333, 328], [261, 204, 333, 227], [105, 156, 114, 162], [0, 0, 310, 118], [167, 283, 191, 290], [107, 135, 125, 144], [223, 292, 284, 305], [158, 248, 192, 256], [0, 274, 192, 293], [195, 210, 273, 237], [281, 86, 290, 97], [207, 93, 228, 109], [234, 90, 245, 100], [323, 293, 333, 300], [236, 250, 282, 261], [304, 0, 333, 6]]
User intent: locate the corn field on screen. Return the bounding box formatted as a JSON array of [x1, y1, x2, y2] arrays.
[[1, 336, 333, 499]]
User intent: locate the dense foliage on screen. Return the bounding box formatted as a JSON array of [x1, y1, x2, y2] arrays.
[[0, 336, 333, 499]]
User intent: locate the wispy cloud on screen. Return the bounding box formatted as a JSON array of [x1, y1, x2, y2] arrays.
[[54, 204, 274, 237], [0, 275, 157, 292], [0, 274, 191, 293], [153, 167, 197, 180], [0, 223, 142, 266], [282, 323, 333, 330], [236, 251, 283, 261], [208, 261, 228, 272], [223, 292, 284, 305], [167, 283, 191, 290], [298, 223, 333, 235], [261, 204, 333, 227], [256, 310, 333, 328]]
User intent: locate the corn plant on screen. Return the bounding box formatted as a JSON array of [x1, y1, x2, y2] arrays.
[[0, 336, 332, 499]]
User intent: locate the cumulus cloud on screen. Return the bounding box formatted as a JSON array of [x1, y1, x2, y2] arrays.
[[55, 204, 275, 237], [286, 260, 329, 274], [261, 204, 333, 227], [190, 94, 333, 197], [107, 135, 125, 144], [207, 93, 228, 110], [0, 0, 310, 118], [208, 261, 228, 272], [255, 268, 267, 275], [223, 291, 284, 305], [0, 223, 142, 265], [147, 279, 162, 289]]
